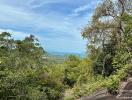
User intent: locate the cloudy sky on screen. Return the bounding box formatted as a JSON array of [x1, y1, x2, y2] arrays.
[[0, 0, 101, 53]]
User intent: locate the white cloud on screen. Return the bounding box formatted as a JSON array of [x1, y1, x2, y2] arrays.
[[0, 3, 88, 40], [27, 0, 81, 9], [0, 4, 69, 34], [28, 0, 65, 9], [0, 0, 101, 53], [66, 4, 89, 18], [0, 28, 29, 39], [67, 0, 102, 18], [74, 5, 89, 14]]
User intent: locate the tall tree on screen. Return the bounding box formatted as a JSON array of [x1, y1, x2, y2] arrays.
[[81, 0, 132, 76]]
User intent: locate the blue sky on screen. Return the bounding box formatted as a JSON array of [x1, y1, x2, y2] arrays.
[[0, 0, 101, 53]]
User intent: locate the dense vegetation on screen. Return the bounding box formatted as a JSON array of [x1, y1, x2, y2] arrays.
[[68, 0, 132, 99], [0, 0, 132, 100], [0, 32, 65, 100]]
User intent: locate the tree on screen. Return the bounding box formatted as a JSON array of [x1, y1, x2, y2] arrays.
[[0, 32, 65, 100], [82, 0, 132, 49], [64, 55, 80, 87], [15, 35, 45, 68], [81, 0, 132, 76]]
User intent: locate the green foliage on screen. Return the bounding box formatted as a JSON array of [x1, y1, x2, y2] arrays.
[[0, 32, 64, 100], [64, 55, 81, 87], [65, 55, 80, 68], [0, 0, 131, 100], [106, 75, 120, 95], [71, 76, 105, 98], [93, 38, 117, 76], [0, 62, 65, 100], [77, 0, 132, 98], [64, 55, 93, 88]]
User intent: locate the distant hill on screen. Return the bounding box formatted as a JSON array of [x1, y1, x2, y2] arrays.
[[48, 51, 85, 58], [43, 51, 85, 64]]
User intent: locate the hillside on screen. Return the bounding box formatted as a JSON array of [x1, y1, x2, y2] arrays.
[[0, 0, 132, 100]]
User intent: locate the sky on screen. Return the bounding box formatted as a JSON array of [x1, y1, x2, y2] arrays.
[[0, 0, 102, 53]]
